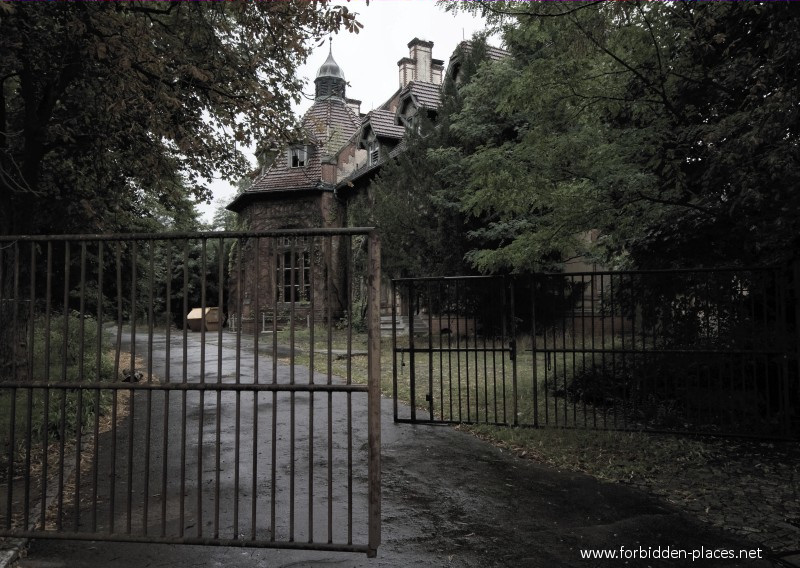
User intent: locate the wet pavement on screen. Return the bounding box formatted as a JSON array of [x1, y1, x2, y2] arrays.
[[15, 330, 782, 567]]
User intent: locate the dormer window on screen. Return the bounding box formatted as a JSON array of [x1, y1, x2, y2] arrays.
[[290, 146, 308, 168], [368, 141, 380, 166]]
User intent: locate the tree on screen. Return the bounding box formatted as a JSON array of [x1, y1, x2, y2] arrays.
[[0, 0, 361, 235], [439, 1, 800, 271], [353, 37, 503, 278]]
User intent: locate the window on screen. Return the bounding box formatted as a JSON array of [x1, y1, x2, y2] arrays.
[[368, 141, 380, 166], [290, 146, 307, 168], [276, 237, 311, 303]]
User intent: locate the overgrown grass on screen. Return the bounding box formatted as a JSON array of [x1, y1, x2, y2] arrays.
[[0, 313, 116, 476], [273, 327, 799, 508]]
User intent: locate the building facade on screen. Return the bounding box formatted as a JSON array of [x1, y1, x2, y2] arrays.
[[226, 38, 455, 325]]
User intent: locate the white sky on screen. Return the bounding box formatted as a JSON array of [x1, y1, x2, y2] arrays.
[[199, 0, 488, 225]]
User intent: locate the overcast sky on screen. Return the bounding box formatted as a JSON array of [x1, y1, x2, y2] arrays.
[[200, 0, 488, 224]]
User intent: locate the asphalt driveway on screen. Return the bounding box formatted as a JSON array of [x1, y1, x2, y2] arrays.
[[17, 330, 776, 567]]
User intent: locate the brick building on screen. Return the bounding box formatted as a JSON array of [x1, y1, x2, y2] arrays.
[[226, 38, 504, 325]]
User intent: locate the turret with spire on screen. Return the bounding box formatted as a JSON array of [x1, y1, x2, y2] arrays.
[[314, 39, 346, 99]]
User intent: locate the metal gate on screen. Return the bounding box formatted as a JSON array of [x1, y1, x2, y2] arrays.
[[0, 229, 381, 556], [391, 276, 518, 425], [392, 268, 800, 439]]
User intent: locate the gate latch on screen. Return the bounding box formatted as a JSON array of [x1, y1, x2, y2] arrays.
[[509, 339, 517, 361]]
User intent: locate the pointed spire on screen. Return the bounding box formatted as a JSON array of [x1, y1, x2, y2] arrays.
[[314, 38, 346, 99]]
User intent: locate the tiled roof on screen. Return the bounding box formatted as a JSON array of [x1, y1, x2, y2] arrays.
[[302, 97, 361, 156], [336, 138, 408, 190], [232, 98, 360, 202], [364, 109, 405, 139], [453, 40, 509, 62], [400, 81, 441, 110]]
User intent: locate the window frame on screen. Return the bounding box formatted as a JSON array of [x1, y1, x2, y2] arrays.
[[289, 146, 308, 168]]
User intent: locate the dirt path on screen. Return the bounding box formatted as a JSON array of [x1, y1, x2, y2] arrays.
[[18, 330, 777, 567]]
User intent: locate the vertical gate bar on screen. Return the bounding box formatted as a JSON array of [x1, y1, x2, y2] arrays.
[[73, 241, 87, 531], [326, 235, 333, 387], [179, 239, 189, 538], [161, 241, 172, 538], [307, 237, 316, 543], [427, 281, 434, 421], [126, 241, 137, 534], [455, 280, 462, 423], [775, 269, 788, 435], [4, 383, 15, 531], [346, 242, 353, 545], [391, 280, 398, 422], [531, 277, 538, 428], [464, 281, 471, 422], [165, 241, 172, 384], [125, 241, 138, 534], [23, 242, 36, 530], [570, 275, 577, 427], [609, 275, 617, 429], [599, 272, 606, 429], [581, 275, 588, 429], [493, 281, 500, 424], [589, 273, 596, 429], [483, 282, 489, 423], [143, 241, 155, 535], [438, 281, 444, 421], [618, 274, 627, 430], [408, 281, 416, 422], [446, 282, 453, 422], [40, 242, 53, 531], [347, 234, 353, 377], [270, 237, 278, 542], [793, 262, 800, 439], [701, 272, 709, 431], [324, 236, 332, 544], [109, 242, 122, 534], [509, 279, 517, 427], [628, 273, 637, 428], [551, 277, 559, 427], [289, 242, 296, 542], [543, 277, 550, 426], [251, 237, 260, 540], [0, 245, 6, 529], [4, 243, 19, 530], [194, 237, 207, 538], [12, 243, 19, 388], [473, 282, 479, 423], [57, 242, 70, 530], [232, 237, 245, 536], [366, 230, 382, 558], [302, 237, 316, 542], [92, 242, 103, 532], [213, 240, 223, 539], [560, 275, 568, 427]]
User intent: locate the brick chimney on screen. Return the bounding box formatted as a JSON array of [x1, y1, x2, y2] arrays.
[[398, 38, 442, 88]]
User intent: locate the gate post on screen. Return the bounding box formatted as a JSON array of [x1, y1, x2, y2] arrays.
[[366, 230, 382, 558]]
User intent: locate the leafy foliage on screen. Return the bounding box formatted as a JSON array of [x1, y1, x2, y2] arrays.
[[405, 1, 800, 273], [0, 0, 360, 235]]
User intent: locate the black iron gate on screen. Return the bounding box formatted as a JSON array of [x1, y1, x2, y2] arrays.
[[0, 229, 381, 556], [393, 267, 800, 439], [392, 276, 518, 426]]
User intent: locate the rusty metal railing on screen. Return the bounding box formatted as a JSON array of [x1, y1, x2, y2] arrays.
[[0, 228, 381, 556], [392, 267, 799, 440]]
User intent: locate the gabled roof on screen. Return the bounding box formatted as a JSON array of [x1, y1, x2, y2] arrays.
[[398, 81, 441, 111], [227, 97, 360, 211], [362, 109, 405, 140], [451, 40, 510, 63]]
